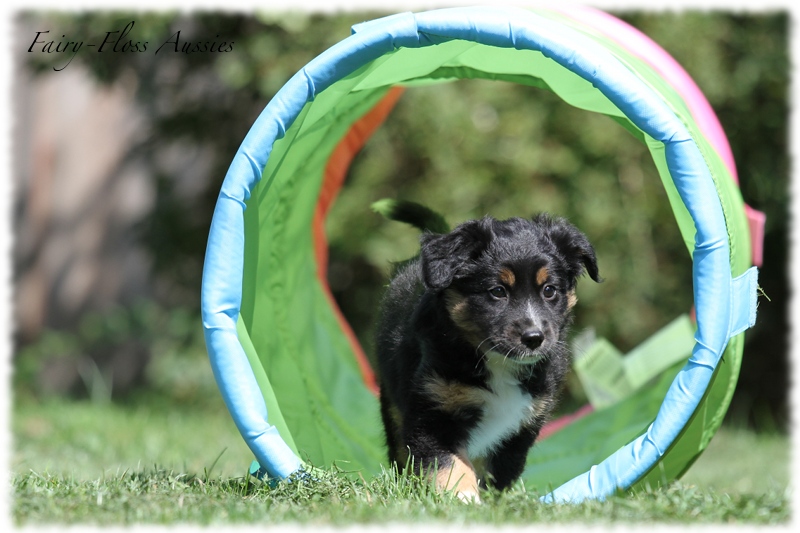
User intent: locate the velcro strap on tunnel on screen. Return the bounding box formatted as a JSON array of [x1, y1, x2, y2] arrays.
[[729, 266, 759, 338]]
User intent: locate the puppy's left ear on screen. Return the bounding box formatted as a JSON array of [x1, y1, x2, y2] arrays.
[[543, 216, 602, 285]]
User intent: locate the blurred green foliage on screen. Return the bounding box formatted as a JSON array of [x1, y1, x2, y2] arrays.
[[18, 10, 788, 429], [14, 300, 217, 407]]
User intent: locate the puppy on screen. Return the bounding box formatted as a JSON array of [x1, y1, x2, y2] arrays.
[[374, 202, 600, 502]]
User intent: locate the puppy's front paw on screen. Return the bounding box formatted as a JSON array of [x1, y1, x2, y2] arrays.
[[435, 452, 482, 504], [455, 487, 482, 504]]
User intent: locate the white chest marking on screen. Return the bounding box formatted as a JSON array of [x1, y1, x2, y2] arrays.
[[466, 354, 543, 458]]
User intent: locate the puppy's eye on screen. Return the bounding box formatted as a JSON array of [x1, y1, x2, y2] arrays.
[[542, 285, 557, 300], [489, 286, 508, 299]]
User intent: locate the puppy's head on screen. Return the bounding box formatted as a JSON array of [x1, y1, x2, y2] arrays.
[[420, 214, 600, 365]]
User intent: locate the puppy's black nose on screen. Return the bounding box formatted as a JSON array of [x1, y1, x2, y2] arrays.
[[521, 329, 544, 350]]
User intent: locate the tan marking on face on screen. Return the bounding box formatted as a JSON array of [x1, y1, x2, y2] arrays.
[[444, 289, 470, 323], [567, 289, 578, 309], [423, 374, 485, 413], [434, 451, 480, 502], [444, 289, 482, 345], [536, 267, 549, 286], [499, 267, 516, 287]]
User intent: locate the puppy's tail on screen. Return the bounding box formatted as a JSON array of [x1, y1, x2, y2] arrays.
[[371, 198, 450, 234]]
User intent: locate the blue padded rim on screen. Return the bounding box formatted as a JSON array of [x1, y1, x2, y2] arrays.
[[201, 6, 756, 498]]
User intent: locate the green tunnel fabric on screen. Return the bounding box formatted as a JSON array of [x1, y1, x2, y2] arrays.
[[202, 6, 757, 502]]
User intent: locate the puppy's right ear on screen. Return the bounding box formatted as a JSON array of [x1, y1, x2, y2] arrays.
[[419, 218, 493, 290]]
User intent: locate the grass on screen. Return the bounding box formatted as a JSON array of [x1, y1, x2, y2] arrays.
[[12, 394, 253, 480], [12, 466, 789, 526], [11, 393, 791, 526]]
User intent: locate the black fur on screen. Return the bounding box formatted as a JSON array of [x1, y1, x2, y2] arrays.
[[375, 210, 600, 498], [372, 198, 451, 235]]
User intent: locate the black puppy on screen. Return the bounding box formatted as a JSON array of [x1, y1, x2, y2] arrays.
[[374, 201, 600, 502]]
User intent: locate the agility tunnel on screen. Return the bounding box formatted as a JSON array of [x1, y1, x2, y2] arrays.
[[201, 5, 763, 503]]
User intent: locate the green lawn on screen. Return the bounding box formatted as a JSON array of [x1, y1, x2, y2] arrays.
[[11, 394, 790, 525], [12, 396, 253, 481]]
